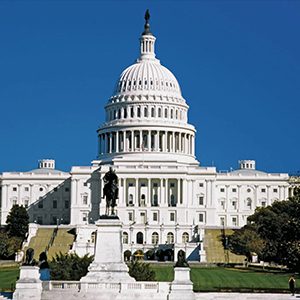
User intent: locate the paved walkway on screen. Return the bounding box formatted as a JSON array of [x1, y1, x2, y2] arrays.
[[194, 293, 299, 299]]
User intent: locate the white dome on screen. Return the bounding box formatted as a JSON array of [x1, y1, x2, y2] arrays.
[[113, 59, 182, 97]]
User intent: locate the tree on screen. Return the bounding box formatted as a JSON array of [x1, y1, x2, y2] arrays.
[[6, 205, 29, 239], [228, 224, 265, 261], [128, 260, 156, 281], [50, 252, 93, 280], [0, 232, 23, 259], [229, 188, 300, 271]]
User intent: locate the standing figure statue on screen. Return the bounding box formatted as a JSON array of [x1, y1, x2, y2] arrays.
[[102, 167, 119, 216]]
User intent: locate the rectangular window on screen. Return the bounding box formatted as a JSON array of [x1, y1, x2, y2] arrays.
[[199, 183, 204, 187], [261, 201, 266, 207], [38, 201, 43, 209], [84, 182, 88, 187], [82, 213, 87, 222], [221, 201, 225, 210], [153, 183, 158, 187], [13, 187, 17, 192], [64, 200, 69, 209], [199, 213, 204, 223], [170, 212, 175, 221], [24, 200, 29, 208], [199, 196, 204, 205], [232, 188, 237, 192], [153, 212, 158, 221], [13, 200, 17, 205], [140, 212, 146, 223], [220, 217, 225, 226], [141, 183, 146, 187], [53, 200, 57, 209], [220, 188, 225, 192], [25, 187, 29, 192], [65, 187, 70, 192], [261, 188, 266, 193], [83, 195, 88, 205], [128, 212, 133, 221], [170, 183, 175, 188], [232, 217, 238, 226], [273, 188, 278, 193], [128, 183, 134, 187]]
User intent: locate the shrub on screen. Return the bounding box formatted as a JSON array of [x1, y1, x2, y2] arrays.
[[128, 260, 155, 281]]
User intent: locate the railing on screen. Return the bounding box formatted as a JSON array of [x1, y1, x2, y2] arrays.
[[43, 281, 169, 293]]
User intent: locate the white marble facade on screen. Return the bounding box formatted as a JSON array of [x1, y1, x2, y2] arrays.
[[0, 16, 295, 261]]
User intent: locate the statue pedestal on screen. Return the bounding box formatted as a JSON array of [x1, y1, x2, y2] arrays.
[[13, 266, 42, 300], [80, 217, 134, 283], [169, 267, 194, 300]]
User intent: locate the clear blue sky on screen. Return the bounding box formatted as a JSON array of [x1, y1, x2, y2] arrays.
[[0, 0, 299, 174]]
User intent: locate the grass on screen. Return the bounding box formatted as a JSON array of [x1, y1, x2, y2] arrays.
[[0, 264, 295, 293], [150, 264, 295, 292], [0, 266, 19, 291]]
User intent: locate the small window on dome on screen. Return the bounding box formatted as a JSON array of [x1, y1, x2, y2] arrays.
[[131, 107, 134, 118], [134, 81, 136, 85], [139, 80, 142, 85], [165, 108, 168, 118], [150, 81, 153, 85], [161, 81, 164, 86], [128, 81, 131, 86], [145, 80, 147, 85], [166, 82, 168, 87]]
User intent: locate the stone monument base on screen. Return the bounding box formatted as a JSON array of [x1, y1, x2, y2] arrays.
[[13, 266, 42, 300], [80, 217, 134, 284], [169, 267, 195, 300]]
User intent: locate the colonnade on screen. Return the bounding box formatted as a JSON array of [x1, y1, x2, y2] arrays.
[[106, 104, 187, 122], [98, 129, 194, 156]]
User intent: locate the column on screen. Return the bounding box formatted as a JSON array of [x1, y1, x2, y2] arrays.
[[116, 131, 119, 153], [139, 130, 142, 150], [109, 133, 112, 153], [178, 179, 181, 205], [172, 132, 175, 152], [182, 180, 187, 206], [123, 178, 127, 206], [148, 130, 151, 151], [123, 131, 127, 152], [155, 131, 159, 151], [131, 130, 134, 151], [191, 135, 195, 156], [135, 178, 139, 206], [179, 133, 182, 152], [165, 178, 169, 206], [148, 178, 151, 206]]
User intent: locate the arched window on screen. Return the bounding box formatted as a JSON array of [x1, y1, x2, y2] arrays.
[[124, 108, 127, 119], [144, 107, 148, 117], [136, 232, 144, 244], [118, 109, 121, 119], [137, 107, 141, 117], [152, 232, 159, 245], [151, 107, 155, 117], [158, 108, 162, 117], [182, 232, 189, 243], [123, 232, 129, 244], [131, 107, 134, 118], [170, 109, 174, 119], [167, 232, 174, 244], [140, 194, 146, 207], [165, 108, 168, 118], [175, 110, 178, 119]]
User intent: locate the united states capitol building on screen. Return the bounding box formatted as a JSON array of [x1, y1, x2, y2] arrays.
[[0, 14, 297, 262]]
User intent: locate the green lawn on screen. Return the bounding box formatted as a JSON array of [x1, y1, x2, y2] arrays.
[[0, 267, 19, 291], [0, 264, 295, 293], [151, 265, 295, 292]]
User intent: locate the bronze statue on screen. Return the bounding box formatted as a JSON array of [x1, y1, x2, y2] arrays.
[[174, 249, 189, 268], [23, 248, 35, 266], [102, 167, 119, 215]]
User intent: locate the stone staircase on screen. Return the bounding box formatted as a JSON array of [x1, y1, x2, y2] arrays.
[[204, 229, 245, 264], [27, 227, 75, 260]]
